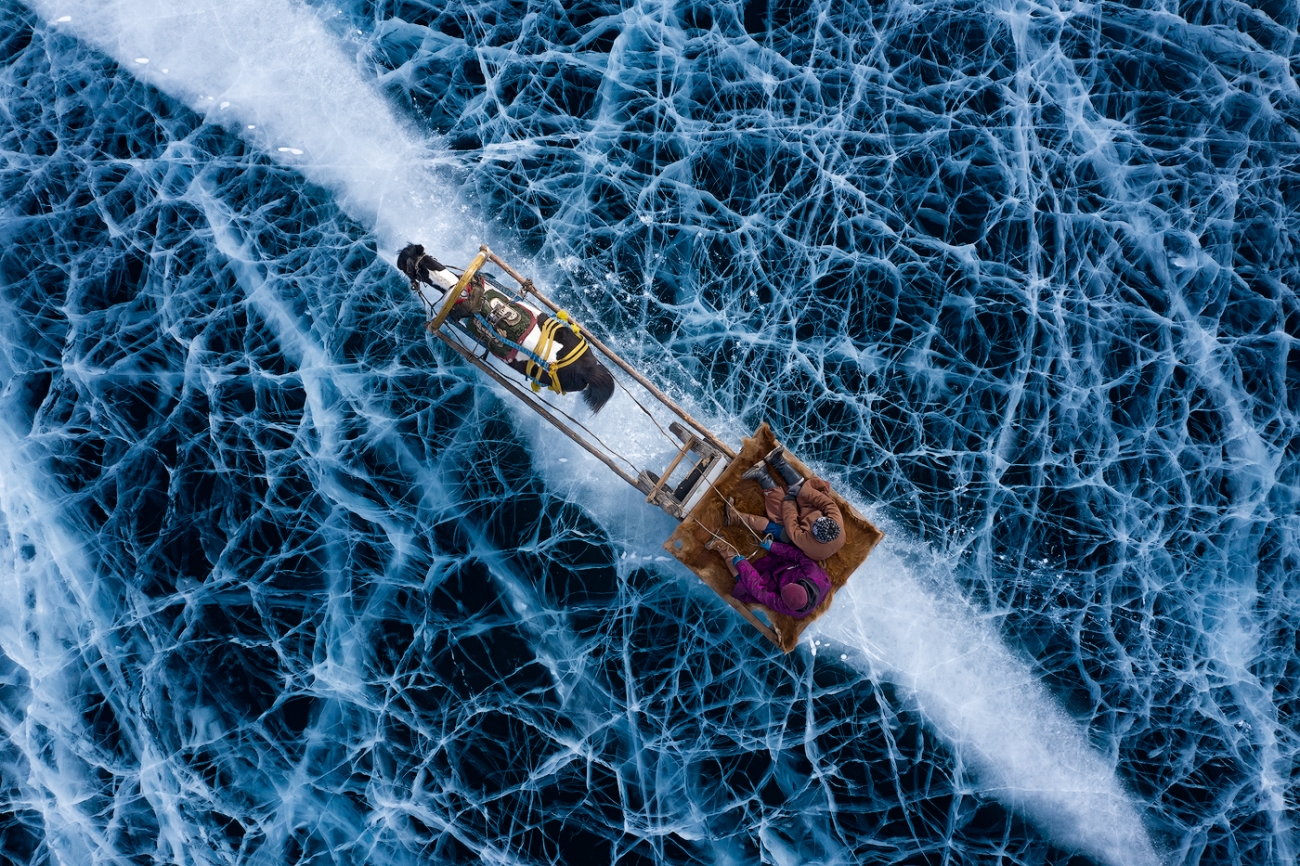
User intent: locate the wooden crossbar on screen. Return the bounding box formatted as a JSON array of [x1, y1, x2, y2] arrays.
[[644, 439, 697, 504]]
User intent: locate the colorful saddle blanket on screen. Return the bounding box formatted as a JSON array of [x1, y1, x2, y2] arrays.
[[454, 281, 537, 362]]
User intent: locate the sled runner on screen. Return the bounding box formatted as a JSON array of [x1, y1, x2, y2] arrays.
[[412, 244, 883, 652]]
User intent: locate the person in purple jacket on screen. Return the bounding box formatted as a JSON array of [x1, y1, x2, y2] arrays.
[[707, 536, 831, 619]]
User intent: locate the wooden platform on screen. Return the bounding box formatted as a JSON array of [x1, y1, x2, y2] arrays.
[[663, 423, 885, 652]]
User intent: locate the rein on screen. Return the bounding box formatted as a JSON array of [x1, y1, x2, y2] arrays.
[[470, 311, 545, 366]]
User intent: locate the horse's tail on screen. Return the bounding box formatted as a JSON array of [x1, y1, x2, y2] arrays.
[[583, 358, 615, 414]]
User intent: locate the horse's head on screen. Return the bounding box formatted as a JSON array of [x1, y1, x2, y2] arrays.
[[397, 244, 425, 280]]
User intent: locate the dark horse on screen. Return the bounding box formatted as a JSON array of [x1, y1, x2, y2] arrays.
[[398, 244, 615, 414]]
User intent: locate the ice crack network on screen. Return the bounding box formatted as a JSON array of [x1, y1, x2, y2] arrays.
[[1, 1, 1297, 865]]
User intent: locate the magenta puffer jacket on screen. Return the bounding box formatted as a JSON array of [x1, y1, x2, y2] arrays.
[[731, 541, 832, 619]]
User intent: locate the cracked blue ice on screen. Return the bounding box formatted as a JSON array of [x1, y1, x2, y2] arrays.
[[1, 1, 1297, 865]]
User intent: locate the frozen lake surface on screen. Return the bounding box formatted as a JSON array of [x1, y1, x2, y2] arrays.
[[0, 1, 1296, 864]]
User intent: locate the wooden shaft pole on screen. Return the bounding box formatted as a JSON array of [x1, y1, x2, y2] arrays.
[[434, 331, 644, 491], [480, 246, 737, 460]]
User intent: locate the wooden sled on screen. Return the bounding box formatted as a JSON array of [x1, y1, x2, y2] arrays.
[[662, 423, 884, 652], [420, 245, 884, 652]]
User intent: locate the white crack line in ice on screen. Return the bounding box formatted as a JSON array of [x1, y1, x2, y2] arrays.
[[21, 2, 1167, 863]]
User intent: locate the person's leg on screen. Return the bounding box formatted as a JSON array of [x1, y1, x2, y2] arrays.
[[765, 446, 804, 487], [705, 536, 742, 577], [742, 462, 776, 491], [764, 487, 792, 523], [762, 488, 796, 543], [732, 506, 770, 538]]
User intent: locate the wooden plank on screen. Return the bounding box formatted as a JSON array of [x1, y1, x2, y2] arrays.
[[643, 439, 695, 503]]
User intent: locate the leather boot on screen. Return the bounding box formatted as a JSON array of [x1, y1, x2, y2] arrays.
[[741, 462, 776, 490], [764, 446, 803, 487]]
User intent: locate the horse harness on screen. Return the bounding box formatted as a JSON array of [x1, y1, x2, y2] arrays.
[[413, 268, 591, 395], [520, 312, 590, 394]]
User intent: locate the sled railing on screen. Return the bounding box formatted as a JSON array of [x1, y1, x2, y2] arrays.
[[475, 246, 736, 461]]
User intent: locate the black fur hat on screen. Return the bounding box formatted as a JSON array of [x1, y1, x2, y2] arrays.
[[811, 516, 840, 544]]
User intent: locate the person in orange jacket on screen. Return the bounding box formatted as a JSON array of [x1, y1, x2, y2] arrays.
[[727, 447, 846, 562]]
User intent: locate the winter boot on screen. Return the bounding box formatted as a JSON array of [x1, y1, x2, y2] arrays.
[[764, 446, 803, 487], [741, 462, 776, 490]]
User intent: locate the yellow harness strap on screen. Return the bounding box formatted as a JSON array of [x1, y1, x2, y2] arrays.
[[524, 311, 589, 394]]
